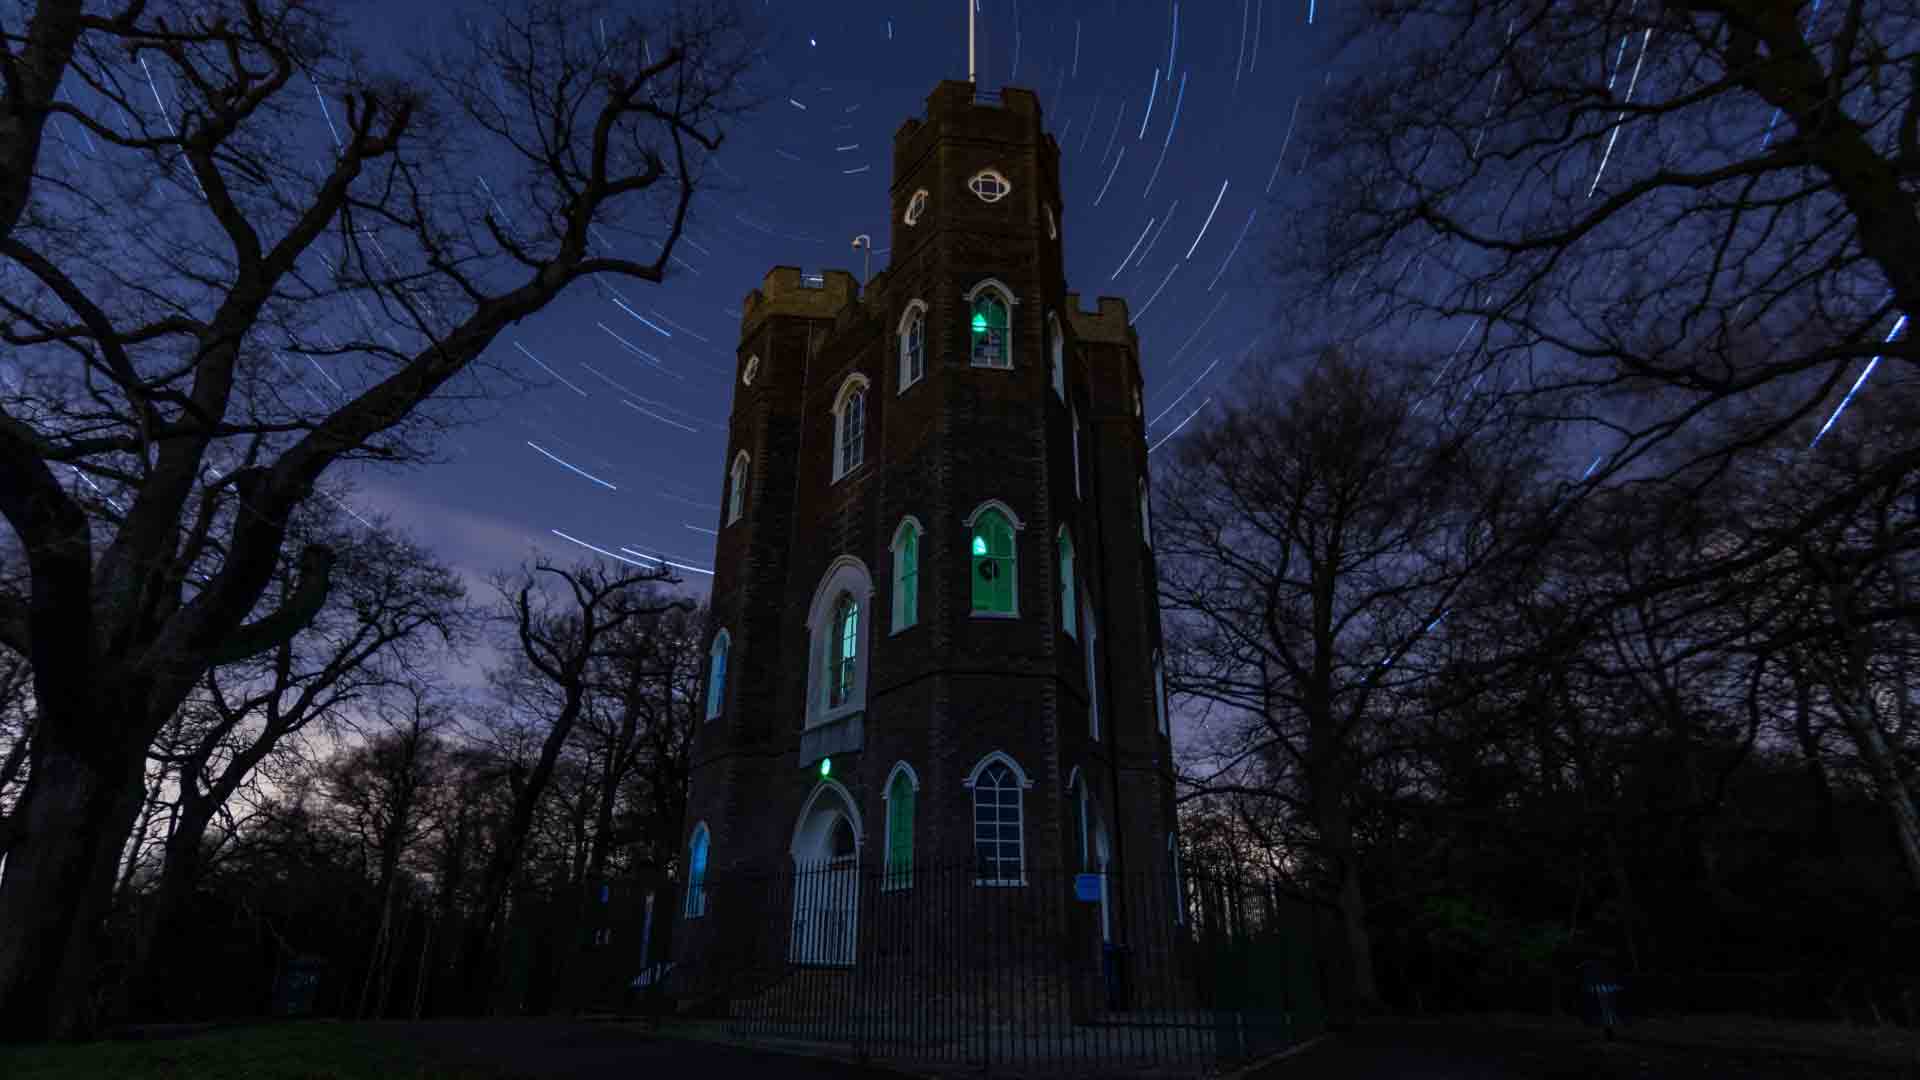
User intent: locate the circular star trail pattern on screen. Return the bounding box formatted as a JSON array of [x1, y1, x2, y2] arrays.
[[354, 0, 1320, 590]]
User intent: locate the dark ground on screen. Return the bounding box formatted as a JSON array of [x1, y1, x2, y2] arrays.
[[372, 1019, 908, 1077], [1260, 1016, 1920, 1079]]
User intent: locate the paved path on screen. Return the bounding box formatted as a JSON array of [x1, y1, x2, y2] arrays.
[[370, 1020, 909, 1079]]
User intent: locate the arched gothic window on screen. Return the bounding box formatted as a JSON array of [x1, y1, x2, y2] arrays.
[[1058, 530, 1077, 638], [1083, 593, 1100, 741], [805, 558, 873, 728], [883, 763, 918, 891], [706, 630, 730, 720], [833, 376, 868, 481], [1139, 477, 1153, 547], [892, 518, 921, 632], [899, 301, 927, 390], [966, 753, 1030, 886], [1049, 313, 1065, 399], [969, 506, 1017, 615], [829, 593, 859, 708], [727, 452, 749, 525], [684, 823, 710, 918], [1071, 409, 1083, 499], [969, 288, 1012, 369]]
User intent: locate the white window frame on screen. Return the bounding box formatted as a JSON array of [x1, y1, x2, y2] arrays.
[[904, 188, 929, 225], [964, 751, 1033, 886], [882, 761, 920, 892], [898, 300, 928, 392], [1058, 527, 1077, 639], [1049, 313, 1065, 399], [891, 516, 923, 633], [742, 354, 760, 386], [969, 169, 1011, 203], [684, 823, 710, 918], [964, 278, 1019, 370], [832, 374, 870, 483], [964, 499, 1025, 619], [805, 556, 875, 729], [706, 629, 731, 720], [727, 451, 749, 525]]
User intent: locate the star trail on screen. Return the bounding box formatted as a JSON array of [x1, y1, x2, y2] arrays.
[[294, 0, 1330, 583]]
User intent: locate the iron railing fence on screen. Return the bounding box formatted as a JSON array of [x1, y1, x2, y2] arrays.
[[671, 858, 1348, 1077]]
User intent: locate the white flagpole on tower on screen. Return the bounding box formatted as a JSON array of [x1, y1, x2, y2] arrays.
[[968, 0, 976, 83]]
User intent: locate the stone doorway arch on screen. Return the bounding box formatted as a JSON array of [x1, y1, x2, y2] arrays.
[[789, 781, 861, 966]]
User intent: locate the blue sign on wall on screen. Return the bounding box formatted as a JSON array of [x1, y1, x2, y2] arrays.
[[1074, 873, 1103, 902]]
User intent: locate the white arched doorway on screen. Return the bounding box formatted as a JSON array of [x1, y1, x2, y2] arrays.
[[790, 781, 861, 966]]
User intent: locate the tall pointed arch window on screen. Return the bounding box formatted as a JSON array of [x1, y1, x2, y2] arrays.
[[806, 558, 873, 728], [1049, 313, 1065, 399], [684, 823, 710, 918], [969, 285, 1013, 369], [899, 301, 927, 391], [706, 630, 730, 721], [968, 504, 1018, 616], [884, 763, 918, 891], [829, 593, 859, 707], [891, 517, 921, 632], [967, 753, 1030, 886], [1058, 529, 1077, 638], [832, 376, 869, 482], [1139, 477, 1153, 547], [727, 452, 749, 525]]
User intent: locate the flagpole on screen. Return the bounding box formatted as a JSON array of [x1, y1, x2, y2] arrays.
[[968, 0, 976, 83]]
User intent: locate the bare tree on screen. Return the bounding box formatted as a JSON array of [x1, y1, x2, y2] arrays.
[[464, 561, 688, 1008], [1158, 349, 1539, 1007], [0, 0, 752, 1039], [1291, 0, 1918, 595], [319, 684, 452, 1020], [136, 508, 467, 1015]]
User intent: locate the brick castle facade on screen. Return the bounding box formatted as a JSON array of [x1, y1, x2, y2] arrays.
[[675, 80, 1176, 980]]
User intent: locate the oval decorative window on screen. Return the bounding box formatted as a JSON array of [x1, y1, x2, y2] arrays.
[[969, 170, 1011, 203], [742, 355, 760, 386], [1045, 204, 1058, 239], [904, 189, 929, 226]]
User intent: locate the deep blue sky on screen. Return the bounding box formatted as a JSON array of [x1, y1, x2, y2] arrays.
[[348, 0, 1324, 604]]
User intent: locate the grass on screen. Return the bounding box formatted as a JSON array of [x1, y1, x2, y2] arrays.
[[0, 1021, 512, 1080]]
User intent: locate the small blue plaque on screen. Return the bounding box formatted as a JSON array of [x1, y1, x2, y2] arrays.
[[1074, 873, 1103, 902]]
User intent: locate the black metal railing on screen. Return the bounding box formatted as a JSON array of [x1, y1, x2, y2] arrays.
[[671, 859, 1347, 1077]]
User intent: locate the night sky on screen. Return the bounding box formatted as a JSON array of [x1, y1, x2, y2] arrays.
[[347, 0, 1320, 610]]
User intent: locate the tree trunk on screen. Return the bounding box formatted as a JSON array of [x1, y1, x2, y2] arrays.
[[0, 734, 149, 1041], [1834, 696, 1920, 894]]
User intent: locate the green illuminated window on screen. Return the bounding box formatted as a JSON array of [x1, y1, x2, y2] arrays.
[[970, 291, 1011, 369], [885, 769, 916, 890], [970, 509, 1016, 614], [830, 592, 859, 706]]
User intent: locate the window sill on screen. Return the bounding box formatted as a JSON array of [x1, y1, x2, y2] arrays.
[[898, 376, 921, 395], [970, 361, 1014, 370], [832, 463, 866, 485], [973, 878, 1027, 888], [970, 610, 1020, 620], [889, 621, 917, 637]]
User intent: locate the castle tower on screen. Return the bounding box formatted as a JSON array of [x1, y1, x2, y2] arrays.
[[677, 82, 1175, 989]]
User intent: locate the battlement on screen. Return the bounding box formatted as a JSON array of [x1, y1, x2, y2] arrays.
[[893, 82, 1047, 192], [740, 267, 859, 337], [1063, 292, 1136, 347]]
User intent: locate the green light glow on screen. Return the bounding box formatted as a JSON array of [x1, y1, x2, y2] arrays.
[[972, 536, 987, 556], [820, 757, 831, 777], [971, 312, 987, 333]]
